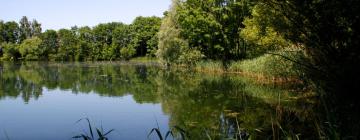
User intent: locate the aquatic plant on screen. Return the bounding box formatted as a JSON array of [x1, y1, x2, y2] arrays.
[[148, 126, 188, 140], [72, 118, 114, 140]]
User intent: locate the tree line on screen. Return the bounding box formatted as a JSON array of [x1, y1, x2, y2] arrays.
[[1, 0, 360, 137], [0, 16, 161, 61]]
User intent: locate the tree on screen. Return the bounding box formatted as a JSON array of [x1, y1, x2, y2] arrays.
[[256, 0, 360, 137], [31, 19, 42, 37], [112, 24, 132, 59], [0, 42, 20, 61], [18, 37, 42, 60], [93, 22, 122, 45], [39, 30, 58, 60], [77, 26, 94, 43], [120, 46, 136, 60], [19, 16, 32, 42], [93, 22, 123, 60], [157, 0, 188, 66], [57, 29, 78, 61], [130, 16, 162, 57], [1, 21, 20, 44], [0, 20, 5, 44], [240, 3, 291, 58], [75, 26, 94, 61]]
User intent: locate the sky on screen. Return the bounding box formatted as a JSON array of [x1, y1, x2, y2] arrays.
[[0, 0, 171, 30]]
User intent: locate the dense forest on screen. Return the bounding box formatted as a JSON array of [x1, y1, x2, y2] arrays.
[[1, 0, 359, 138], [0, 16, 161, 61]]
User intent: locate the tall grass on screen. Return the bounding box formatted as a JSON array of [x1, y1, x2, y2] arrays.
[[195, 61, 224, 73], [229, 54, 299, 78], [193, 53, 301, 80]]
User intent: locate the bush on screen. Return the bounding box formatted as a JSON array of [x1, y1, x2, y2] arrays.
[[120, 47, 136, 60], [0, 42, 20, 61], [229, 52, 301, 77]]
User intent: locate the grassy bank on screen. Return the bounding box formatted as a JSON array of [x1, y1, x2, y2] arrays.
[[194, 54, 302, 83]]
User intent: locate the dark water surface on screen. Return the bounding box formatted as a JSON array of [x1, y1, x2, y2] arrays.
[[0, 62, 318, 140]]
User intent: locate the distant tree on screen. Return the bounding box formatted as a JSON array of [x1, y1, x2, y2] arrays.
[[93, 22, 121, 45], [39, 30, 58, 60], [0, 20, 5, 44], [75, 26, 94, 60], [19, 16, 32, 42], [31, 19, 42, 37], [120, 46, 136, 60], [0, 42, 20, 60], [18, 37, 42, 60], [57, 29, 78, 61], [112, 24, 133, 59], [130, 16, 161, 57], [1, 21, 20, 44], [77, 26, 94, 43]]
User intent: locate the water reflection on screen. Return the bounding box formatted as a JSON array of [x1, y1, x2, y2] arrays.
[[0, 62, 318, 139]]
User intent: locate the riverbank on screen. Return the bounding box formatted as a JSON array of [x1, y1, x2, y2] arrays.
[[163, 54, 303, 86]]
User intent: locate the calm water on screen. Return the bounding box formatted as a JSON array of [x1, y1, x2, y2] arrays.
[[0, 62, 318, 140]]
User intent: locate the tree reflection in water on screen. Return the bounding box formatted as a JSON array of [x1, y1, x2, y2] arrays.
[[0, 62, 319, 139]]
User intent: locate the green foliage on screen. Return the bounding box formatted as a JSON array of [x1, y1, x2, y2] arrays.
[[18, 37, 42, 60], [111, 24, 132, 59], [0, 16, 162, 62], [93, 22, 121, 45], [157, 0, 255, 67], [75, 41, 91, 61], [130, 16, 161, 57], [120, 46, 136, 60], [229, 53, 299, 77], [175, 0, 254, 60], [0, 42, 20, 61], [254, 0, 360, 137], [156, 0, 186, 66], [18, 16, 42, 42], [39, 30, 58, 60], [240, 4, 291, 58], [19, 16, 32, 42], [0, 21, 19, 44], [178, 48, 204, 66], [0, 20, 5, 44], [57, 29, 78, 61]]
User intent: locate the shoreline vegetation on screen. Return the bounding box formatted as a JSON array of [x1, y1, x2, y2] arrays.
[[1, 0, 359, 138]]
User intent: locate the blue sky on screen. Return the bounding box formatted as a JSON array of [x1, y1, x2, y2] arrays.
[[0, 0, 171, 30]]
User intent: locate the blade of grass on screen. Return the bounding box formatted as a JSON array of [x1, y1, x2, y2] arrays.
[[103, 129, 115, 136], [148, 128, 163, 140], [74, 118, 94, 140], [165, 131, 174, 140], [96, 128, 104, 138], [85, 118, 94, 139], [174, 126, 187, 139]]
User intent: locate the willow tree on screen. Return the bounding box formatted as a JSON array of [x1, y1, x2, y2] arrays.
[[157, 0, 188, 66]]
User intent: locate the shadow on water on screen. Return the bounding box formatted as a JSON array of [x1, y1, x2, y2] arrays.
[[0, 62, 328, 139]]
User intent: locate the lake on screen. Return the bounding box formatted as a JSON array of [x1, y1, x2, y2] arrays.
[[0, 62, 318, 140]]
